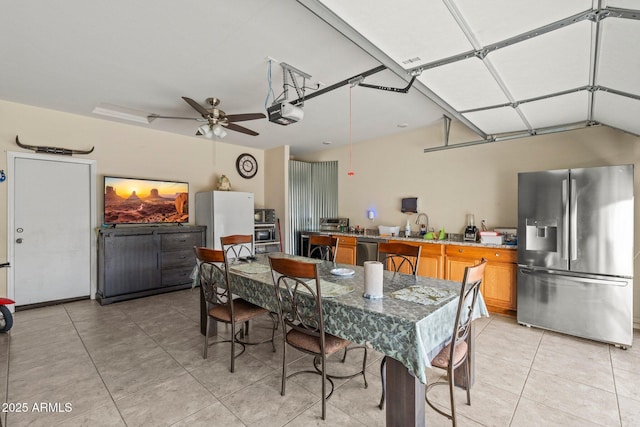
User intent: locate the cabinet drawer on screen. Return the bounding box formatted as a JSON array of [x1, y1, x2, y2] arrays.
[[418, 242, 444, 256], [334, 235, 357, 246], [445, 245, 517, 263], [387, 240, 444, 257], [161, 232, 203, 251], [161, 266, 195, 286], [161, 249, 196, 269]]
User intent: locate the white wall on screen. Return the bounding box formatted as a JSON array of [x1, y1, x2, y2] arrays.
[[264, 145, 289, 252], [0, 100, 266, 296], [299, 120, 640, 326]]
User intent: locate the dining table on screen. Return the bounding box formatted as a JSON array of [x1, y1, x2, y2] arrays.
[[198, 252, 489, 427]]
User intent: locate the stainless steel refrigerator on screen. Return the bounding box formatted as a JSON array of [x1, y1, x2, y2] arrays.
[[517, 165, 634, 347], [195, 191, 254, 250]]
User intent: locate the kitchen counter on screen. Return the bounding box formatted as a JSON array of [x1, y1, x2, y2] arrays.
[[302, 229, 518, 315], [312, 231, 517, 250]]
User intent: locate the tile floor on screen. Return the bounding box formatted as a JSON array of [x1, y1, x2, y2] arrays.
[[2, 288, 640, 426]]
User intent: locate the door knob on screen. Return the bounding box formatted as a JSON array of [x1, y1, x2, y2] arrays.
[[16, 238, 23, 244]]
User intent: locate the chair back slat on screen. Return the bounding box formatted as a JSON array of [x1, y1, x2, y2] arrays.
[[377, 242, 421, 276]]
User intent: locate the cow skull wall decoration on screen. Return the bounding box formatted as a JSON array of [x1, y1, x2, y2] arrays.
[[15, 135, 94, 155]]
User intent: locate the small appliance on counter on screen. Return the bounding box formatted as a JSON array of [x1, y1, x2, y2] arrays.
[[464, 214, 478, 241], [479, 231, 504, 245], [254, 208, 276, 225], [320, 217, 349, 232]]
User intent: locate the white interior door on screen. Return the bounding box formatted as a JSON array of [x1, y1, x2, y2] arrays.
[[10, 154, 95, 306]]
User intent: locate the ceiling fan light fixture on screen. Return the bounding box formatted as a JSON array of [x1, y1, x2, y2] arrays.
[[197, 124, 213, 138], [212, 124, 227, 138]]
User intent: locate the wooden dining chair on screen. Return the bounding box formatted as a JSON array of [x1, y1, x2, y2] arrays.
[[268, 256, 368, 420], [307, 235, 339, 261], [377, 241, 422, 409], [221, 234, 278, 337], [220, 234, 254, 259], [425, 259, 487, 426], [377, 241, 421, 276], [194, 246, 276, 372]]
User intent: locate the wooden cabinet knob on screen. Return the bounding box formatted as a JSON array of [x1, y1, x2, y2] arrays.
[[458, 249, 463, 253]]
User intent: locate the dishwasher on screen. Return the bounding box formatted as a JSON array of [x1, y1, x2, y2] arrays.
[[356, 237, 382, 266]]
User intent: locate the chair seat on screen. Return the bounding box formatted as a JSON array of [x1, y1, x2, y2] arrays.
[[431, 340, 468, 369], [208, 298, 268, 323], [286, 329, 350, 355]]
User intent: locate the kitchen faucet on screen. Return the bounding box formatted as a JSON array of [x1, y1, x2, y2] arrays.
[[415, 213, 429, 231]]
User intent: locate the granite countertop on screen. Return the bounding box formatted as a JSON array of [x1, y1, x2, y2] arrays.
[[307, 230, 517, 250]]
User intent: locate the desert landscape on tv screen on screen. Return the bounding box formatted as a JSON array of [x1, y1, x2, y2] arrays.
[[104, 177, 188, 224]]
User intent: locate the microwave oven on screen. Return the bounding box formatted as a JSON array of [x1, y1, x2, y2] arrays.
[[254, 208, 276, 224], [254, 226, 277, 242]]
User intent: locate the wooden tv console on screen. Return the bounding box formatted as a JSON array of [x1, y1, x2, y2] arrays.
[[97, 225, 205, 305]]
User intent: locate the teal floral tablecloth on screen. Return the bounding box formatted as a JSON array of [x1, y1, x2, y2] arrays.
[[195, 252, 488, 384]]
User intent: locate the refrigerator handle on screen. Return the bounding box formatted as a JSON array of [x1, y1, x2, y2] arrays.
[[570, 178, 578, 261], [561, 179, 569, 260], [518, 266, 629, 286]]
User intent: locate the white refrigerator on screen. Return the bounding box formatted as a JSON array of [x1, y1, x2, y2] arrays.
[[195, 191, 254, 250]]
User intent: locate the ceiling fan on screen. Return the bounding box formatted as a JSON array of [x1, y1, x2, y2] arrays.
[[152, 97, 266, 138]]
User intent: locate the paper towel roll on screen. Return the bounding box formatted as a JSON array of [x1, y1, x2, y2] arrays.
[[363, 261, 384, 299]]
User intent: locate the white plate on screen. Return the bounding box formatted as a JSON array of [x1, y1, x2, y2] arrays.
[[330, 268, 355, 276]]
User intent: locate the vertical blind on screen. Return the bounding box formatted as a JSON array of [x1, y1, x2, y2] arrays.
[[288, 160, 338, 254]]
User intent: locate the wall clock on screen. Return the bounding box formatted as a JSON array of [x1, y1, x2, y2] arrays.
[[236, 153, 258, 179]]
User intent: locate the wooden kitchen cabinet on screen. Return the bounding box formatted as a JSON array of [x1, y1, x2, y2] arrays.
[[445, 246, 478, 282], [445, 245, 517, 315], [388, 240, 445, 279], [333, 235, 357, 265], [416, 242, 445, 279], [97, 225, 205, 304]]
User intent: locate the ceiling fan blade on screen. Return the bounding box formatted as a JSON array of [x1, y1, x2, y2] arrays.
[[226, 122, 259, 136], [150, 114, 202, 121], [225, 113, 266, 122], [182, 97, 210, 118]]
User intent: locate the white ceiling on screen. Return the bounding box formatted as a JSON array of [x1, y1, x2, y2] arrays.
[[1, 1, 639, 155]]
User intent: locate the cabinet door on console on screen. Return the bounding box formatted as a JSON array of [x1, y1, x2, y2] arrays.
[[160, 232, 202, 286], [103, 234, 160, 297]]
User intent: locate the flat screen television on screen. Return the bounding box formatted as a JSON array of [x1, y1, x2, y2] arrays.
[[104, 176, 189, 225]]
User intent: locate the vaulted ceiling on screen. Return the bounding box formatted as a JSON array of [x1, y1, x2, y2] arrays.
[[1, 1, 638, 155], [308, 0, 640, 147]]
